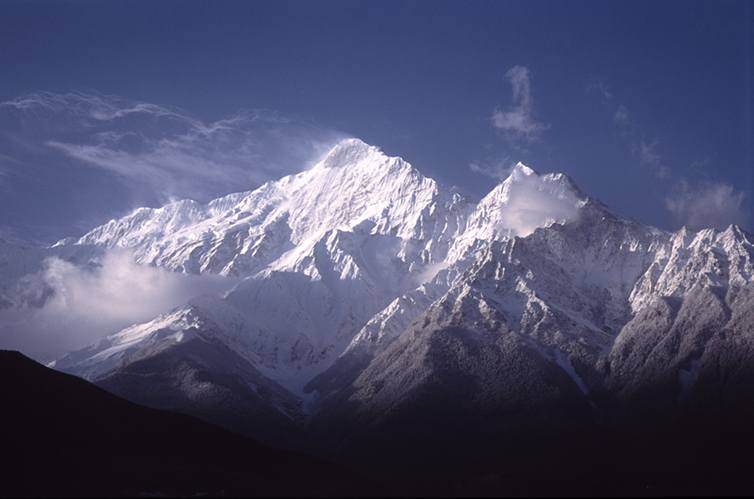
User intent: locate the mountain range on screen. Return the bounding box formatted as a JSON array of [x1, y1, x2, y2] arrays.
[[3, 138, 754, 495]]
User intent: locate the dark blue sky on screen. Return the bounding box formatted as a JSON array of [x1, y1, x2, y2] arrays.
[[0, 0, 751, 245]]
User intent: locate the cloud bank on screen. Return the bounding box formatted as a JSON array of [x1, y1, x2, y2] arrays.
[[665, 180, 750, 231], [0, 248, 238, 361], [491, 66, 549, 140]]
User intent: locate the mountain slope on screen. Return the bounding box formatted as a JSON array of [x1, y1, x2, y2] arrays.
[[601, 225, 754, 426], [304, 192, 665, 457], [303, 203, 754, 494], [0, 350, 382, 498]]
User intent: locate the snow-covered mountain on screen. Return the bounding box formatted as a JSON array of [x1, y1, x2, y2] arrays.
[[4, 137, 754, 492], [66, 139, 471, 276], [50, 141, 615, 394], [51, 139, 476, 393]]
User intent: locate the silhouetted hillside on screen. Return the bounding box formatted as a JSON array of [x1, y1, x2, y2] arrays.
[[0, 350, 382, 498]]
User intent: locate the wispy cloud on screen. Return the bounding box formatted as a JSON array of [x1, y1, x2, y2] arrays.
[[613, 104, 630, 126], [588, 80, 613, 100], [665, 180, 749, 231], [469, 157, 516, 181], [491, 66, 549, 140], [588, 82, 751, 231], [615, 109, 669, 178], [588, 85, 669, 178], [0, 92, 345, 205], [634, 137, 669, 178], [473, 66, 549, 183]]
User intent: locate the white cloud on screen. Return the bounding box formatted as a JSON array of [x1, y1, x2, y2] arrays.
[[0, 248, 238, 361], [414, 261, 450, 285], [665, 180, 750, 231], [1, 92, 345, 205], [491, 66, 549, 140], [498, 165, 583, 237]]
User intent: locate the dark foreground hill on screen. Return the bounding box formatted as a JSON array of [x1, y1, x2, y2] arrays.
[[0, 350, 382, 498]]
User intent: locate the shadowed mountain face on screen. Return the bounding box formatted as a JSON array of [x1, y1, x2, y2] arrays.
[[0, 350, 382, 498]]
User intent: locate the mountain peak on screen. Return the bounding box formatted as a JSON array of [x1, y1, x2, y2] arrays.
[[471, 163, 586, 238], [318, 138, 385, 169], [502, 162, 583, 199], [508, 161, 539, 178]]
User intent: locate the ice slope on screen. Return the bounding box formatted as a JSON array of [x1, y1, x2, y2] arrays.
[[13, 138, 753, 496], [44, 140, 687, 396], [49, 141, 601, 395], [629, 225, 754, 312], [310, 193, 668, 402], [50, 297, 228, 380], [602, 224, 754, 422]]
